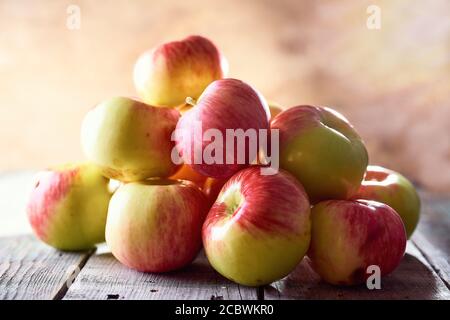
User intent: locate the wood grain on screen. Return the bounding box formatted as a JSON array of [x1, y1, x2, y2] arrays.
[[63, 250, 257, 300], [0, 185, 448, 300], [412, 193, 450, 289], [0, 235, 92, 300], [265, 241, 450, 300]]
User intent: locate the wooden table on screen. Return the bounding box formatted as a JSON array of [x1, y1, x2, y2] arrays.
[[0, 175, 449, 300]]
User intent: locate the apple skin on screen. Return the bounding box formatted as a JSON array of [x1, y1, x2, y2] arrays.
[[81, 97, 180, 182], [170, 164, 208, 188], [133, 35, 228, 107], [353, 165, 421, 238], [176, 102, 193, 115], [271, 105, 368, 203], [308, 199, 407, 285], [267, 101, 283, 119], [202, 166, 311, 286], [175, 78, 270, 179], [106, 179, 208, 272], [202, 177, 228, 207], [27, 163, 112, 251]]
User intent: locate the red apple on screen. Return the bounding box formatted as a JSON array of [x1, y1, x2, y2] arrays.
[[271, 105, 368, 203], [133, 35, 228, 107], [308, 199, 407, 285], [175, 78, 270, 179], [203, 167, 311, 286], [27, 163, 112, 251], [354, 165, 421, 238], [105, 179, 208, 272]]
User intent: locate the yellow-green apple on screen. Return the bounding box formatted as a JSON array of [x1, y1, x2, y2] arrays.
[[81, 97, 180, 182], [202, 166, 311, 286], [175, 78, 270, 179], [271, 105, 368, 203], [353, 165, 421, 238], [106, 179, 208, 272], [133, 35, 228, 107], [308, 199, 407, 285], [267, 101, 283, 119], [27, 163, 112, 251]]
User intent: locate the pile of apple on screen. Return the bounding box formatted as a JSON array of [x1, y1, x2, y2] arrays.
[[27, 35, 421, 287]]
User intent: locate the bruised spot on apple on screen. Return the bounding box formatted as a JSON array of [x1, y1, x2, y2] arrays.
[[133, 35, 228, 107], [105, 179, 208, 273], [308, 199, 407, 285], [203, 167, 311, 286], [354, 165, 421, 238], [175, 78, 271, 179], [27, 163, 112, 251], [271, 105, 368, 203], [81, 97, 180, 182]]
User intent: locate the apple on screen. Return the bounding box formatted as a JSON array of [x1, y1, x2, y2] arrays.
[[170, 164, 208, 188], [308, 199, 407, 285], [202, 166, 311, 286], [353, 165, 421, 238], [27, 163, 112, 251], [202, 177, 228, 207], [106, 179, 208, 272], [81, 96, 180, 182], [133, 35, 228, 107], [271, 105, 368, 203], [176, 102, 193, 116], [175, 78, 270, 179], [267, 101, 283, 118]]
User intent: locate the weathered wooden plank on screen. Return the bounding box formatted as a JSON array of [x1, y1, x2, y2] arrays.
[[265, 241, 450, 300], [63, 250, 258, 300], [0, 235, 92, 300], [412, 193, 450, 289]]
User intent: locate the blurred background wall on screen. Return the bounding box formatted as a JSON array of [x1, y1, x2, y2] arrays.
[[0, 0, 449, 193]]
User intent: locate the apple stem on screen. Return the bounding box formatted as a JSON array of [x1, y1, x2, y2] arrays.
[[185, 97, 197, 106]]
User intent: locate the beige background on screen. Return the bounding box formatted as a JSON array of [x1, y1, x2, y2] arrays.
[[1, 0, 449, 193]]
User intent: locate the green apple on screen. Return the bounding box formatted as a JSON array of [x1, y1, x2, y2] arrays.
[[81, 96, 180, 182], [27, 163, 112, 251], [354, 165, 421, 238], [271, 105, 368, 203]]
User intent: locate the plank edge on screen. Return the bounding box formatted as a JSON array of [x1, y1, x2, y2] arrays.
[[51, 249, 95, 300]]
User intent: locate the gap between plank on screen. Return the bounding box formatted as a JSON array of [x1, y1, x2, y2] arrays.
[[257, 286, 264, 300], [51, 249, 96, 300], [412, 239, 450, 291]]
